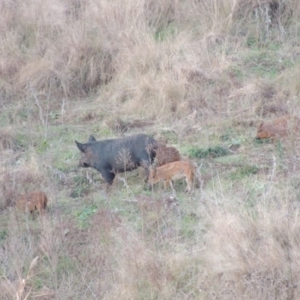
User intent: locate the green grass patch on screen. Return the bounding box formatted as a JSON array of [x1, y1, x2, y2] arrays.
[[244, 49, 293, 79], [253, 138, 272, 145], [187, 145, 229, 159], [74, 204, 98, 229], [56, 255, 77, 279], [15, 133, 30, 149], [0, 229, 7, 241], [33, 276, 44, 290], [37, 140, 50, 154], [214, 154, 247, 165], [86, 125, 112, 139], [159, 129, 178, 144], [244, 183, 266, 209], [70, 177, 90, 199], [229, 165, 259, 180], [154, 22, 177, 42], [0, 112, 9, 126], [275, 140, 284, 160], [180, 213, 198, 239], [228, 65, 244, 81]]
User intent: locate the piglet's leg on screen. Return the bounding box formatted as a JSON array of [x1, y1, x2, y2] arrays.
[[141, 160, 151, 183]]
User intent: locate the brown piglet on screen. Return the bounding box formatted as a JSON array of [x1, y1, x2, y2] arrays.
[[16, 190, 48, 218]]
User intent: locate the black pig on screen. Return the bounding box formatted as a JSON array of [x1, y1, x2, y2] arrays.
[[75, 134, 157, 185]]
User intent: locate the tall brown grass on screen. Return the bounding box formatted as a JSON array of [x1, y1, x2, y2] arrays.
[[201, 194, 300, 299], [1, 0, 300, 119]]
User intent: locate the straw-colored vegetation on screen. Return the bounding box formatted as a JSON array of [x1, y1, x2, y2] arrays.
[[1, 0, 300, 298]]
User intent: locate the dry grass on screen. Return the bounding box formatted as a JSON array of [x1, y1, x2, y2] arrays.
[[1, 0, 300, 299], [0, 128, 17, 151], [201, 193, 300, 299], [1, 0, 298, 120]]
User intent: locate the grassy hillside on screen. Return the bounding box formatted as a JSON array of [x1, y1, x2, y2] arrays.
[[1, 0, 300, 299]]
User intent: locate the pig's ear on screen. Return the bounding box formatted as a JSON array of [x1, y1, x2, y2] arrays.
[[88, 135, 96, 142], [75, 141, 87, 153]]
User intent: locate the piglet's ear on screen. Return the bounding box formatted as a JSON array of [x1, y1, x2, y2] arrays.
[[75, 141, 87, 153]]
